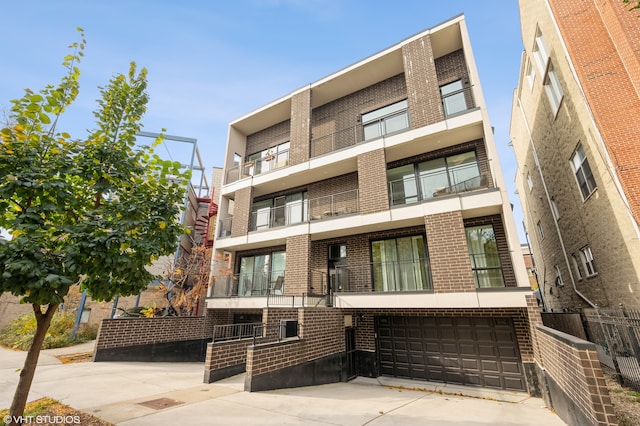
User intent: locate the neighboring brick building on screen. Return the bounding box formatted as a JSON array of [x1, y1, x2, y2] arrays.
[[207, 15, 539, 394], [510, 0, 640, 311]]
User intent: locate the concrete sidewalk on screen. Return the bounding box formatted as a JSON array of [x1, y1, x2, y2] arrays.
[[0, 343, 566, 425]]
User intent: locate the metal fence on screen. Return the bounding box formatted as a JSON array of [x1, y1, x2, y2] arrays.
[[583, 306, 640, 391]]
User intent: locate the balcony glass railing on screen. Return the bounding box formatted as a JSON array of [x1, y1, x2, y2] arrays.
[[249, 190, 359, 231], [218, 217, 233, 239]]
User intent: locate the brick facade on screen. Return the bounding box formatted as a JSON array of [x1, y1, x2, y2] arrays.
[[512, 0, 640, 310], [285, 235, 311, 295], [310, 74, 407, 155], [535, 325, 617, 425], [402, 35, 443, 127], [246, 119, 290, 157], [290, 88, 311, 165], [357, 149, 389, 215], [424, 211, 476, 293], [95, 315, 214, 350], [231, 186, 252, 237], [548, 0, 640, 227], [246, 308, 344, 377]]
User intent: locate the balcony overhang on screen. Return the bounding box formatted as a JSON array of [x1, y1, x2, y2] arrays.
[[333, 287, 533, 309]]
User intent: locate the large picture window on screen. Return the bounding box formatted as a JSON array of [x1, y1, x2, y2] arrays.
[[239, 251, 286, 296], [440, 80, 468, 116], [362, 99, 409, 141], [251, 191, 308, 230], [371, 235, 430, 292], [388, 150, 482, 205], [465, 225, 505, 288]]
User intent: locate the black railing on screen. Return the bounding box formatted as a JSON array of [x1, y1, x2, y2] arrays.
[[210, 271, 285, 297], [212, 322, 262, 343], [334, 259, 432, 293]]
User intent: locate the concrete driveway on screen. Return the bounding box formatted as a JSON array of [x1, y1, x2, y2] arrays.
[[0, 343, 566, 425]]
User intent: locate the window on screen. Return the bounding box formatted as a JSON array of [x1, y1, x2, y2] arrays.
[[554, 264, 564, 287], [440, 80, 468, 116], [532, 27, 549, 74], [571, 144, 597, 200], [527, 172, 533, 191], [572, 254, 583, 280], [580, 246, 597, 277], [525, 59, 535, 89], [250, 191, 308, 230], [550, 197, 561, 220], [387, 150, 482, 206], [362, 99, 409, 141], [465, 225, 505, 288], [371, 235, 430, 292], [544, 62, 563, 114], [239, 251, 286, 296], [537, 220, 544, 240]]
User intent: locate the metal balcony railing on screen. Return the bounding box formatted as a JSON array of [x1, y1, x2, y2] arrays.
[[310, 126, 363, 158], [224, 149, 290, 184], [389, 164, 492, 206], [442, 85, 476, 118], [249, 190, 359, 232], [333, 259, 432, 293], [210, 270, 285, 297]]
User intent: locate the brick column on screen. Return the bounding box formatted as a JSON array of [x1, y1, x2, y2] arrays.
[[357, 149, 389, 215], [285, 234, 311, 295], [290, 88, 311, 166], [231, 187, 252, 237], [424, 211, 475, 293], [402, 35, 443, 127]]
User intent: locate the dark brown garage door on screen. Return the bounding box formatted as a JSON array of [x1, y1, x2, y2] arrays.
[[376, 316, 526, 391]]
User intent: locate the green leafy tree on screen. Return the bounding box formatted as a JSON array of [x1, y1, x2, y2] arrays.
[[623, 0, 640, 11], [0, 29, 190, 420]]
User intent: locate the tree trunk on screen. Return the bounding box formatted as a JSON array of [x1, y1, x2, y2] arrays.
[[7, 303, 59, 423]]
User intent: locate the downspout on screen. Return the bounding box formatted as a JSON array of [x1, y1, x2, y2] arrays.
[[515, 97, 596, 308]]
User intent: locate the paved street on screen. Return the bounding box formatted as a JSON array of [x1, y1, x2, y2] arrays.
[[0, 343, 566, 425]]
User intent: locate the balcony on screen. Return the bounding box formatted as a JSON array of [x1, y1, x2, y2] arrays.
[[310, 103, 410, 158], [211, 271, 285, 298], [248, 190, 359, 232], [225, 149, 290, 184], [389, 158, 491, 207], [441, 83, 476, 118], [333, 259, 432, 293], [218, 217, 232, 239]]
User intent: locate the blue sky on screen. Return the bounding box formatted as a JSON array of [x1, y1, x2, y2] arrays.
[[0, 0, 527, 240]]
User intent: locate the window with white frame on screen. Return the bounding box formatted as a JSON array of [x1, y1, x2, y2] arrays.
[[527, 171, 533, 191], [550, 197, 561, 220], [525, 59, 535, 89], [572, 254, 583, 280], [537, 220, 544, 240], [554, 264, 564, 287], [571, 144, 597, 200], [532, 27, 549, 74], [544, 62, 564, 114], [580, 246, 597, 277]]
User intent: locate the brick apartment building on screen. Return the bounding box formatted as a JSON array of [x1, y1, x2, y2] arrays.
[[510, 0, 640, 311], [205, 14, 541, 394]]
